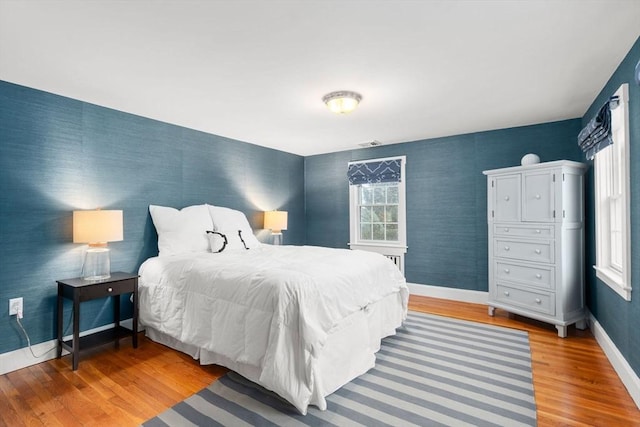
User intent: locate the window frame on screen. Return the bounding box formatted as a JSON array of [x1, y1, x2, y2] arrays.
[[593, 84, 631, 301], [348, 156, 407, 256]]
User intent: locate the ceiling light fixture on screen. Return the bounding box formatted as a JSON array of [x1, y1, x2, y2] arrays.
[[358, 140, 383, 148], [322, 91, 362, 114]]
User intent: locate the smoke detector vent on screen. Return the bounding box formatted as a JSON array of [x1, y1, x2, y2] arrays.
[[358, 140, 383, 148]]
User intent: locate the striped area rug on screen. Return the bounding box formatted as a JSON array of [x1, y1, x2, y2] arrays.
[[143, 311, 537, 426]]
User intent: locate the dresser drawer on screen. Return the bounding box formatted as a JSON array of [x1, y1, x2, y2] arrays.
[[78, 279, 135, 301], [493, 224, 554, 239], [495, 261, 555, 290], [494, 239, 554, 263], [495, 284, 555, 315]]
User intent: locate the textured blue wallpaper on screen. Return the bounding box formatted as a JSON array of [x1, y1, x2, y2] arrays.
[[305, 120, 583, 290], [0, 81, 304, 354], [582, 36, 640, 379]]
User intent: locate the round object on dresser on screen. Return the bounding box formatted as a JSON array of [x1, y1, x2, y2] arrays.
[[521, 153, 540, 165]]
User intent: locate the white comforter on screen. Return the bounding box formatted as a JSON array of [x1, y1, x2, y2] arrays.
[[138, 245, 408, 413]]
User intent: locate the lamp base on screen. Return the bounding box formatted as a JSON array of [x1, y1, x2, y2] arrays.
[[82, 247, 111, 281], [271, 232, 283, 246]]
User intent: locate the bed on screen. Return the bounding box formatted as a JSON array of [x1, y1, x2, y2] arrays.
[[138, 204, 409, 414]]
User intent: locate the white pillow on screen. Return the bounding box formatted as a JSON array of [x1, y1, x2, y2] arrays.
[[149, 204, 213, 256], [207, 205, 262, 249]]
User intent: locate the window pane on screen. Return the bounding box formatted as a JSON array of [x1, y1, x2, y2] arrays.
[[386, 224, 398, 241], [612, 132, 622, 195], [374, 187, 386, 204], [372, 224, 385, 240], [360, 206, 371, 222], [360, 186, 373, 204], [372, 206, 385, 222], [360, 224, 372, 240], [610, 196, 623, 270], [387, 185, 399, 203], [386, 205, 398, 222]]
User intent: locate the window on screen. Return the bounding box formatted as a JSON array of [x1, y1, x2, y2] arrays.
[[593, 84, 631, 300], [358, 183, 400, 242], [348, 156, 407, 263]]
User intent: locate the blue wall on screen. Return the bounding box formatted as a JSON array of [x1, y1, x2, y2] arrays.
[[582, 36, 640, 378], [0, 81, 304, 354], [305, 120, 583, 289]]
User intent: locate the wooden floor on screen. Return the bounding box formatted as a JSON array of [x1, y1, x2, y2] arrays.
[[1, 295, 638, 426]]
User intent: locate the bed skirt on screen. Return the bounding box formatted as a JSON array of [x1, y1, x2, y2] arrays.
[[143, 290, 407, 411]]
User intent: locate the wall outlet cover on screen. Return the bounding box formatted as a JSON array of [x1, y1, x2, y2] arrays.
[[9, 297, 23, 316]]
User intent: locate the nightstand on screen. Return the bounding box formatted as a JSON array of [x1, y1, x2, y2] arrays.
[[56, 272, 139, 370]]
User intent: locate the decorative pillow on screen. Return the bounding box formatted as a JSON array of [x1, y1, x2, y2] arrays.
[[207, 205, 261, 249], [206, 231, 227, 253], [149, 204, 213, 256], [207, 229, 247, 252], [228, 229, 251, 251], [238, 230, 252, 250]]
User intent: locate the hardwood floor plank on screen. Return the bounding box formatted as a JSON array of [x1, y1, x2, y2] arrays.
[[0, 374, 27, 427], [0, 295, 638, 427]]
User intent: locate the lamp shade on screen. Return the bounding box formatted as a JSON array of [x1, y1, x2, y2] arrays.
[[73, 210, 123, 245], [264, 210, 288, 233]]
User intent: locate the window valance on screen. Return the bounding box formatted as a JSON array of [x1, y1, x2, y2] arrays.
[[578, 97, 618, 160], [347, 158, 402, 185]]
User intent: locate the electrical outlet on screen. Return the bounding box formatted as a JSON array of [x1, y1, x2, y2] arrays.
[[9, 297, 23, 317]]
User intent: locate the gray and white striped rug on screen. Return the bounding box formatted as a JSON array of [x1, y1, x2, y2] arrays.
[[143, 311, 537, 426]]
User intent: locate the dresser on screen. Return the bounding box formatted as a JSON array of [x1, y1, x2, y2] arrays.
[[483, 160, 587, 337]]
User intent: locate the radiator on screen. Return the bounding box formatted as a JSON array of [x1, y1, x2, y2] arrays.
[[384, 254, 404, 274]]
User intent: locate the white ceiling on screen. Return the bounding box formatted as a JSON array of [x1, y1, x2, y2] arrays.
[[1, 1, 639, 156]]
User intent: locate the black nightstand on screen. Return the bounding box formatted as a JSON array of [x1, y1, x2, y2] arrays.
[[56, 272, 139, 370]]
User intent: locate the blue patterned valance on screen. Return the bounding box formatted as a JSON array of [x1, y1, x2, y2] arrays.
[[347, 158, 402, 185], [578, 96, 618, 160]]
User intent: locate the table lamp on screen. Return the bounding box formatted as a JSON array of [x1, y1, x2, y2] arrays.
[[264, 210, 288, 245], [73, 209, 123, 280]]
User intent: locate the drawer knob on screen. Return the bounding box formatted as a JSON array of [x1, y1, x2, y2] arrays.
[[504, 196, 510, 201], [504, 246, 510, 251], [535, 274, 542, 279], [535, 194, 541, 199], [535, 249, 541, 254], [107, 287, 113, 293], [535, 298, 542, 304], [504, 268, 510, 274], [504, 227, 509, 232], [535, 229, 541, 234], [504, 291, 510, 296]]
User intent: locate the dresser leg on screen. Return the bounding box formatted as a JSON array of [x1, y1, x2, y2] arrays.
[[556, 325, 567, 338], [488, 306, 495, 316], [575, 319, 587, 330]]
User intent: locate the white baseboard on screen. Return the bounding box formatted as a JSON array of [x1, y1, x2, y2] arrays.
[[588, 311, 640, 409], [408, 282, 488, 305], [0, 338, 65, 375], [0, 318, 136, 376]]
